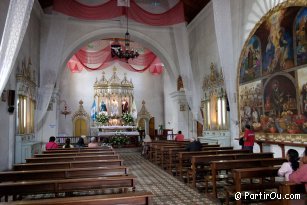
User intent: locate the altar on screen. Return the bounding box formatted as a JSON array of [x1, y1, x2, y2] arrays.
[[90, 125, 141, 147]]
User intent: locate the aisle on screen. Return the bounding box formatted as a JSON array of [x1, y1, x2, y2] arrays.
[[117, 148, 219, 205]]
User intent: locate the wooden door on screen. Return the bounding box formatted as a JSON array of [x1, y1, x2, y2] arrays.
[[74, 119, 87, 136], [197, 121, 203, 137], [149, 117, 155, 138]]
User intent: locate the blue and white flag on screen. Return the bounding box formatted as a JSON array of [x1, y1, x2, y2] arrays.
[[91, 100, 96, 120]]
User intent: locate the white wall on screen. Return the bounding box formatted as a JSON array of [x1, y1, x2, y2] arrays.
[[0, 5, 41, 170]]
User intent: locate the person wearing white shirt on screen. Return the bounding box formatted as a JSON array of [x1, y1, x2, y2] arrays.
[[278, 149, 299, 181]]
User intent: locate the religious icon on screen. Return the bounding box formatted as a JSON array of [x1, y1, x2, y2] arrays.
[[122, 99, 129, 113]]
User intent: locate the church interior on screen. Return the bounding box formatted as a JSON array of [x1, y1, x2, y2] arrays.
[[0, 0, 306, 204]]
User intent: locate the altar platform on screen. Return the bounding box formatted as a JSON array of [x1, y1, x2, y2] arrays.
[[90, 125, 142, 147]]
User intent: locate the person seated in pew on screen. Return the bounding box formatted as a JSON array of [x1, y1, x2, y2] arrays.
[[88, 137, 99, 148], [185, 137, 202, 151], [45, 136, 59, 150], [63, 138, 74, 148], [174, 131, 185, 141], [75, 137, 85, 148], [289, 147, 307, 192], [278, 149, 299, 181]]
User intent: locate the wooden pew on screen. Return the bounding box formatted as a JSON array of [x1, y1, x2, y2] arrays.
[[0, 166, 129, 182], [165, 145, 224, 173], [158, 144, 222, 168], [210, 158, 287, 198], [177, 149, 250, 178], [226, 167, 281, 205], [35, 151, 116, 157], [189, 152, 274, 188], [14, 159, 124, 171], [25, 155, 119, 163], [43, 147, 112, 154], [0, 175, 137, 202], [0, 192, 153, 205], [147, 141, 190, 160], [279, 182, 306, 205]]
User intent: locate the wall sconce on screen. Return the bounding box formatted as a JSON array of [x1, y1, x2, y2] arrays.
[[60, 100, 71, 118]]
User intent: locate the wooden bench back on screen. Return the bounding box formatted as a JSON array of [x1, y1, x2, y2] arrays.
[[43, 147, 112, 153], [26, 155, 119, 163], [0, 175, 137, 201], [35, 151, 116, 157], [14, 159, 124, 171], [0, 192, 153, 205], [0, 166, 129, 182]]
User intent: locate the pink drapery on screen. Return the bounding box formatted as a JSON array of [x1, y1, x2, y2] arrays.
[[67, 44, 163, 75], [53, 0, 185, 26]]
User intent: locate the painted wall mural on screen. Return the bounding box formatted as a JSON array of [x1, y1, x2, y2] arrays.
[[239, 6, 307, 134]]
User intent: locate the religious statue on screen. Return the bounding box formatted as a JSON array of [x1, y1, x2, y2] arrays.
[[122, 99, 129, 114], [271, 80, 284, 117], [100, 101, 107, 114], [110, 99, 119, 116]]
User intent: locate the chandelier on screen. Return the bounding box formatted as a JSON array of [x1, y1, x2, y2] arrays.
[[111, 6, 139, 60]]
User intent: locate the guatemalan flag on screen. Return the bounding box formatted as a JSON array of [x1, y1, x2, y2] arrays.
[[91, 100, 96, 121]]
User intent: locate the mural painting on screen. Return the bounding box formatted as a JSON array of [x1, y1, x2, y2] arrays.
[[295, 8, 307, 66], [240, 36, 262, 83], [239, 6, 307, 134]]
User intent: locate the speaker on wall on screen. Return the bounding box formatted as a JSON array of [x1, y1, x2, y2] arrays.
[[7, 90, 15, 113]]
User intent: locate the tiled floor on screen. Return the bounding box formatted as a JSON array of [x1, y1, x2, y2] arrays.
[[117, 148, 220, 205]]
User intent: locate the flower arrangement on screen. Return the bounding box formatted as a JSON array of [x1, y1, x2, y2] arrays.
[[109, 135, 129, 147], [96, 113, 109, 124], [122, 113, 134, 125]]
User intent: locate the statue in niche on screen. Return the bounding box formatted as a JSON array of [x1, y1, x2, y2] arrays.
[[122, 99, 129, 113], [110, 99, 119, 116], [99, 101, 107, 115], [177, 75, 184, 91]]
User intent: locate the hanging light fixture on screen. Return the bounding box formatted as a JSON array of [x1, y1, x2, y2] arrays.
[[111, 4, 139, 60]]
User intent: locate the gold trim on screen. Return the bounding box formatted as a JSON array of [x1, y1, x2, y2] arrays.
[[255, 132, 307, 143]]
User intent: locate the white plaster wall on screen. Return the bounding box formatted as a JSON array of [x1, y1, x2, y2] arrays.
[[0, 0, 9, 41], [0, 5, 41, 170], [58, 64, 164, 136]]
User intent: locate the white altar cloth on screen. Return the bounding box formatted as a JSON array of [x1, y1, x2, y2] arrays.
[[98, 131, 139, 136]]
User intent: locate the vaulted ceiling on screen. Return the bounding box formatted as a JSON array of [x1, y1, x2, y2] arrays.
[[38, 0, 211, 24]]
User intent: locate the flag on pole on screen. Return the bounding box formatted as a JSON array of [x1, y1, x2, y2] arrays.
[[117, 0, 130, 7], [91, 100, 96, 121]]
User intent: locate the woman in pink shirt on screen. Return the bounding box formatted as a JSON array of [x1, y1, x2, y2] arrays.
[[174, 131, 184, 141], [45, 136, 58, 150], [289, 148, 307, 192]]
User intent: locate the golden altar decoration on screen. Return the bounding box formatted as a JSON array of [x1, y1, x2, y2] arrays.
[[93, 67, 134, 126]]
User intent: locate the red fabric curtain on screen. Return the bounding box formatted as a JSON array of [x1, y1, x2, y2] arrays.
[[53, 0, 185, 26], [67, 46, 163, 75]]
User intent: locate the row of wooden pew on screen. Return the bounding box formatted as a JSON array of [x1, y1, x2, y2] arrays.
[[144, 140, 306, 205], [0, 147, 153, 204]]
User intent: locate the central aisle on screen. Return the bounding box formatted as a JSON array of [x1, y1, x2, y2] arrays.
[[117, 148, 218, 205]]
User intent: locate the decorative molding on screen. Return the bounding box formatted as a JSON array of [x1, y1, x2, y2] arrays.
[[202, 63, 225, 100], [16, 57, 37, 99], [72, 100, 90, 121], [137, 100, 151, 121], [255, 132, 307, 143], [94, 67, 134, 97]]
